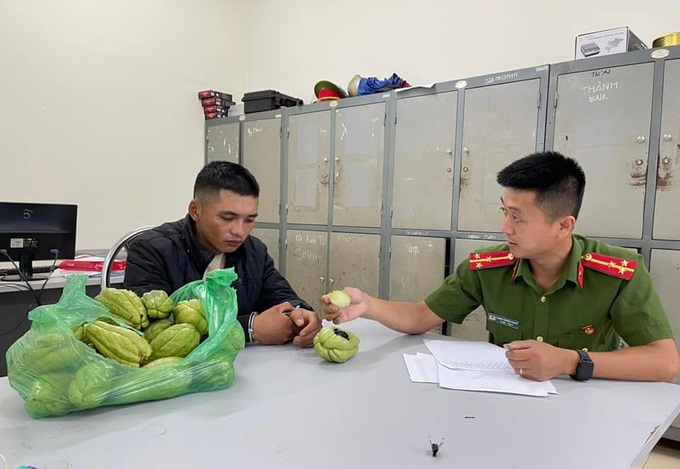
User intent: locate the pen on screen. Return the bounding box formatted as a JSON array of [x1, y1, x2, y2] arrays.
[[283, 304, 301, 316]]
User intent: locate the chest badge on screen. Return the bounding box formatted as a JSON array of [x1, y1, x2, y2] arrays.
[[582, 325, 595, 335]]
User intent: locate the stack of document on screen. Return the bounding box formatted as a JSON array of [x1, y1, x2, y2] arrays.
[[403, 339, 557, 397]]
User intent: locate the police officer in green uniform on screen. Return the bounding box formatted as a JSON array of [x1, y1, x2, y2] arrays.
[[322, 151, 680, 383]]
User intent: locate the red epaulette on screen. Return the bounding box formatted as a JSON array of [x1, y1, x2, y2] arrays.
[[469, 251, 516, 270], [581, 252, 637, 281]]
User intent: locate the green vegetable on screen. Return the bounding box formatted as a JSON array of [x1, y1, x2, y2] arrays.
[[141, 290, 175, 319], [313, 326, 360, 363], [328, 290, 351, 308], [173, 299, 209, 336]]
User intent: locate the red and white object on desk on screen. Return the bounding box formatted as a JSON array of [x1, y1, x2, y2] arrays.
[[58, 255, 126, 273]]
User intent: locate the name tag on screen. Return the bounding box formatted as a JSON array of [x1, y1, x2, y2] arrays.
[[487, 312, 519, 330]]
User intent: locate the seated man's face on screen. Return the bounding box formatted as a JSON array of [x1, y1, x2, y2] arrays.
[[189, 189, 258, 254]]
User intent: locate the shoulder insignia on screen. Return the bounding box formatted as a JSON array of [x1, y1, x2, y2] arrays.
[[469, 251, 516, 270], [581, 252, 637, 280]]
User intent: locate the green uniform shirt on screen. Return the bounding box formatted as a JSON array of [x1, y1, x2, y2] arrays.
[[425, 235, 674, 351]]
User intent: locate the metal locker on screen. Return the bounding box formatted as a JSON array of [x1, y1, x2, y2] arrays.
[[242, 117, 281, 223], [552, 63, 654, 238], [389, 236, 446, 301], [649, 249, 680, 430], [285, 230, 328, 313], [287, 111, 331, 225], [447, 239, 501, 341], [206, 122, 240, 164], [458, 79, 542, 232], [333, 104, 385, 227], [653, 59, 680, 240], [251, 228, 279, 269], [392, 92, 457, 230], [329, 232, 380, 297]]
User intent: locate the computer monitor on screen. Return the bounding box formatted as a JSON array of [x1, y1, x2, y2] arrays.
[[0, 202, 77, 281]]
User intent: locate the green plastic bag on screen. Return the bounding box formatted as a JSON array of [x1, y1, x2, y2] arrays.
[[6, 269, 244, 418]]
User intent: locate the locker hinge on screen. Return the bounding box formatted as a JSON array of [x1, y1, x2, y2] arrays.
[[285, 204, 289, 214], [553, 91, 559, 108], [384, 113, 387, 127], [287, 129, 290, 139], [537, 91, 542, 108], [394, 114, 398, 125], [388, 246, 392, 259], [390, 207, 394, 221], [280, 127, 283, 138]]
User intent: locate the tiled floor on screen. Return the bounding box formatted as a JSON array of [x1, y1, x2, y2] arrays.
[[644, 439, 680, 469]]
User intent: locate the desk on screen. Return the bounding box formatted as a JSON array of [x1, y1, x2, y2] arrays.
[[1, 320, 679, 468], [0, 276, 121, 377]]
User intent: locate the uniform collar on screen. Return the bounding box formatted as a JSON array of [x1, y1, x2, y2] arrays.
[[511, 236, 584, 290]]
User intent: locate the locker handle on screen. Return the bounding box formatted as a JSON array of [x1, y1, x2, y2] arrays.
[[321, 173, 329, 185]]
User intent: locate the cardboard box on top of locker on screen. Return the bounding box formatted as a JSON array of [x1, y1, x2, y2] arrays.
[[575, 27, 647, 60]]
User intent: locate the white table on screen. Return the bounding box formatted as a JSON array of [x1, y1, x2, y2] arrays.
[[1, 319, 679, 469]]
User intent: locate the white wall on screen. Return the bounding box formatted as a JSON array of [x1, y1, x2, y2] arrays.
[[0, 0, 249, 250], [2, 0, 679, 251], [246, 0, 680, 104]]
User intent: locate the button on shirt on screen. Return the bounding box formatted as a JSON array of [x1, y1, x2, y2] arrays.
[[424, 235, 673, 351]]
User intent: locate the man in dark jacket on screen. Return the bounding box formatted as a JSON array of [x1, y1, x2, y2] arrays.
[[124, 161, 320, 347]]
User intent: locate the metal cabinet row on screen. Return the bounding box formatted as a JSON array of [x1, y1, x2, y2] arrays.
[[205, 45, 680, 351]]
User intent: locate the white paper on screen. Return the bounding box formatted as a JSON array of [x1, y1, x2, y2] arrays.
[[424, 339, 514, 372], [403, 353, 438, 383], [437, 364, 557, 397]]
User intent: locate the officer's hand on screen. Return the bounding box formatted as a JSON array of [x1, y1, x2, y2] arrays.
[[321, 287, 369, 324], [288, 308, 322, 348], [251, 302, 297, 345], [504, 340, 580, 381]]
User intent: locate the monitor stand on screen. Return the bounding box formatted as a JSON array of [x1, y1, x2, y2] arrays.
[[1, 255, 52, 282]]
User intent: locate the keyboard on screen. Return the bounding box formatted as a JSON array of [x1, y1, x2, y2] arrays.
[[0, 265, 55, 276]]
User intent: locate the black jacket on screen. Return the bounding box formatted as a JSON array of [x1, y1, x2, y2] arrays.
[[123, 215, 311, 339]]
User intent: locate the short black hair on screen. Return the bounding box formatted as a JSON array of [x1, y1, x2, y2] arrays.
[[496, 151, 586, 221], [193, 161, 260, 199]]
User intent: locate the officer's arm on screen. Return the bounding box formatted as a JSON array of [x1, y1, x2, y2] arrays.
[[587, 339, 680, 383], [363, 298, 444, 335]]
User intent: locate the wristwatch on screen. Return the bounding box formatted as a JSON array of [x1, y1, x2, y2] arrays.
[[570, 349, 594, 381]]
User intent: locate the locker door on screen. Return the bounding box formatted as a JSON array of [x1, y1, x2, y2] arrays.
[[392, 92, 457, 230], [653, 59, 680, 240], [251, 228, 279, 269], [242, 118, 281, 223], [206, 122, 239, 164], [389, 236, 446, 302], [553, 63, 654, 238], [448, 239, 500, 341], [333, 104, 385, 227], [649, 249, 680, 435], [329, 233, 380, 297], [458, 80, 541, 232], [287, 111, 331, 225], [285, 230, 328, 313]]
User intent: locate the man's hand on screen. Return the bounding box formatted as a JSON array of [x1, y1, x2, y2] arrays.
[[504, 340, 579, 381], [251, 302, 297, 345], [288, 308, 322, 348], [321, 287, 369, 324]]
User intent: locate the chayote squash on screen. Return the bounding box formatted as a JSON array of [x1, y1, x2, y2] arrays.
[[95, 288, 149, 329], [141, 290, 175, 319], [173, 299, 208, 336], [313, 326, 360, 363]]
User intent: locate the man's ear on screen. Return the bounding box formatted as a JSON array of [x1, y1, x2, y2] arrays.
[[188, 199, 200, 221], [558, 215, 576, 238]]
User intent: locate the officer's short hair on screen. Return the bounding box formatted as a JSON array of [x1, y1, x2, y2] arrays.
[[194, 161, 260, 200], [496, 151, 586, 221]]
